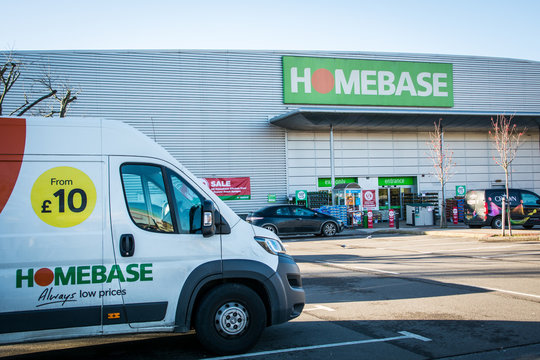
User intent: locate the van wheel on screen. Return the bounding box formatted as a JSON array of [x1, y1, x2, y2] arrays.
[[322, 222, 337, 237], [523, 224, 534, 229], [194, 283, 266, 355], [491, 216, 502, 229]]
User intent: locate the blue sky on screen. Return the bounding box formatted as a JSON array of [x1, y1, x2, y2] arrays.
[[2, 0, 540, 61]]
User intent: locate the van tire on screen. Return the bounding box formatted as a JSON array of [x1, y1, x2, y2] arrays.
[[491, 216, 502, 229], [523, 224, 534, 229], [194, 283, 266, 355]]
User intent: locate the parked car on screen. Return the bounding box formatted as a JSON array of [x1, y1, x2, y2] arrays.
[[246, 205, 345, 236], [464, 188, 540, 229]]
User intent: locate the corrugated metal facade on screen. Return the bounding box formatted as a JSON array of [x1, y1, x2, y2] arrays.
[[4, 50, 540, 212]]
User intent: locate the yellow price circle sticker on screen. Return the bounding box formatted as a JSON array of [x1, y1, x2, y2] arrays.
[[31, 166, 97, 228]]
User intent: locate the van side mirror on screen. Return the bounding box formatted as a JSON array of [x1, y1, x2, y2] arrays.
[[202, 200, 216, 237]]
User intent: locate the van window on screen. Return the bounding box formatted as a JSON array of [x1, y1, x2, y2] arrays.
[[168, 172, 203, 234], [121, 164, 175, 233], [522, 192, 540, 206]]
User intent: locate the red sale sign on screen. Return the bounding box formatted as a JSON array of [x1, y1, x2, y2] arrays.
[[202, 177, 251, 200], [362, 190, 376, 208]]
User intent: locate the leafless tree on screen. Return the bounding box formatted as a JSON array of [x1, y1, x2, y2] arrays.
[[489, 115, 526, 236], [0, 52, 21, 115], [427, 119, 455, 228], [1, 51, 78, 117], [36, 72, 79, 118]]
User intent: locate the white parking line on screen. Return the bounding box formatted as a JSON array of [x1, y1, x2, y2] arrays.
[[206, 331, 432, 360], [352, 265, 400, 275], [304, 304, 336, 312], [315, 261, 400, 275], [481, 286, 540, 300]]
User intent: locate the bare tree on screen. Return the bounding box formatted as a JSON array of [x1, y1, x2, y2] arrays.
[[36, 72, 79, 118], [427, 119, 455, 228], [0, 52, 21, 115], [1, 51, 78, 117], [489, 115, 526, 236]]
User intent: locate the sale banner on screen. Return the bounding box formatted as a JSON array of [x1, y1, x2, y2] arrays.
[[202, 177, 251, 200]]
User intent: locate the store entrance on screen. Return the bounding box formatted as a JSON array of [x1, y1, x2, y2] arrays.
[[378, 177, 417, 220], [379, 187, 410, 220]]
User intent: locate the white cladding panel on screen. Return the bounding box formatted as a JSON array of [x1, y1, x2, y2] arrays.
[[286, 130, 540, 197], [4, 50, 540, 211]]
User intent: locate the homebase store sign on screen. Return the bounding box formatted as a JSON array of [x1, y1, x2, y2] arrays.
[[283, 56, 453, 107]]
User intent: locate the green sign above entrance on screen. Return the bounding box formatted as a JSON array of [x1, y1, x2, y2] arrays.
[[283, 56, 453, 107], [378, 177, 416, 186], [318, 177, 358, 188]]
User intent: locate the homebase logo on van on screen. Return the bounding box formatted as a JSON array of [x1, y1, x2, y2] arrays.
[[283, 56, 453, 107], [16, 263, 153, 288]]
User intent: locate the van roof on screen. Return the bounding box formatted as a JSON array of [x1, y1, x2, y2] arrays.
[[1, 117, 177, 165]]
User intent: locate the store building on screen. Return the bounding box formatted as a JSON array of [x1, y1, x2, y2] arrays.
[[5, 50, 540, 216]]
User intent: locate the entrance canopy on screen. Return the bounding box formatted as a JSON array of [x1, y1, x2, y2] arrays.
[[270, 108, 540, 131]]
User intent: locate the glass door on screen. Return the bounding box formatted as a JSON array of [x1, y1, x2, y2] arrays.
[[378, 188, 389, 210], [390, 188, 401, 218]]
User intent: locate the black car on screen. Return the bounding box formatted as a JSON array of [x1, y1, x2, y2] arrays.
[[246, 205, 345, 236]]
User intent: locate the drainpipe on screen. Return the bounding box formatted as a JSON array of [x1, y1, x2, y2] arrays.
[[330, 124, 335, 205]]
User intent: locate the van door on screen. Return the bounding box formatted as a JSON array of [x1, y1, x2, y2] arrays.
[[107, 157, 221, 329], [1, 157, 105, 336]]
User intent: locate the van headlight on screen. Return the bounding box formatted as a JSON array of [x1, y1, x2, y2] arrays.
[[255, 236, 286, 255]]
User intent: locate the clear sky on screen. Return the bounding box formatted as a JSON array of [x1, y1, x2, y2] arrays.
[[2, 0, 540, 61]]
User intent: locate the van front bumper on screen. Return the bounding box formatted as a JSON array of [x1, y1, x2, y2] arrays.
[[268, 253, 305, 325]]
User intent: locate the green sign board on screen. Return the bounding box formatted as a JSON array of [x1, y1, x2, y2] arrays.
[[318, 177, 358, 188], [456, 185, 467, 197], [283, 56, 453, 107], [295, 190, 308, 204], [378, 177, 416, 186], [267, 194, 277, 203]]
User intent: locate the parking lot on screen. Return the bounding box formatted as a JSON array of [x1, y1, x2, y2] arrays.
[[2, 232, 540, 359]]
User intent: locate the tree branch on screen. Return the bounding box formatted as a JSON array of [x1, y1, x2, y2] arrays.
[[16, 90, 57, 116]]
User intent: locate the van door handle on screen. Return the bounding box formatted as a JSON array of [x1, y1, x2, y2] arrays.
[[120, 234, 135, 257]]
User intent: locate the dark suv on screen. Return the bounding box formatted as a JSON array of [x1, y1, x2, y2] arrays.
[[464, 189, 540, 229]]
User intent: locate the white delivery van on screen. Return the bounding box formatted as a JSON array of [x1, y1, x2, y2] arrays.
[[0, 117, 304, 355]]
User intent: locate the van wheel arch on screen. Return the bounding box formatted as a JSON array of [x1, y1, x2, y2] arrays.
[[175, 260, 277, 332]]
